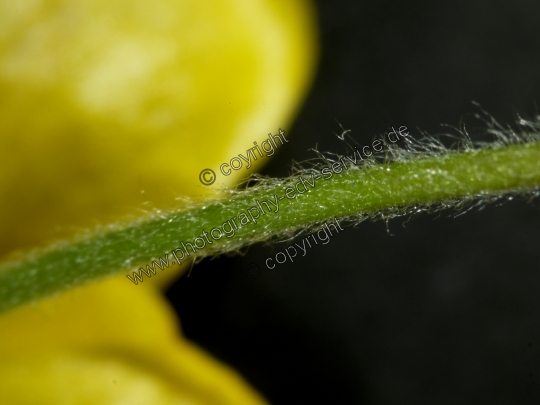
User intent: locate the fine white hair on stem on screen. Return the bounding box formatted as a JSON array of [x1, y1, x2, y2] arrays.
[[184, 105, 539, 255]]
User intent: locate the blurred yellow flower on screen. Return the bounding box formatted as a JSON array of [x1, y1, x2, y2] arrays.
[[0, 0, 317, 403], [0, 0, 317, 262], [0, 277, 271, 404]]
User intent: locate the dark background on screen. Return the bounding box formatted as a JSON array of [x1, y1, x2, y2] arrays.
[[166, 1, 540, 404]]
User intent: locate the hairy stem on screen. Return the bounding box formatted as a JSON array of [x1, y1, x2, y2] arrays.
[[1, 140, 540, 313]]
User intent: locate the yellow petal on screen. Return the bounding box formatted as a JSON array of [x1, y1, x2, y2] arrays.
[[0, 0, 318, 275], [0, 1, 318, 402], [0, 277, 269, 404]]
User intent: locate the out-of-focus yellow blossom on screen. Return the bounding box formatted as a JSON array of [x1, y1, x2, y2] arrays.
[[0, 0, 317, 264], [0, 0, 317, 403], [0, 277, 269, 404]]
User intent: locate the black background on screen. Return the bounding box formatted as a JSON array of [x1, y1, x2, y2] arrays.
[[166, 1, 540, 404]]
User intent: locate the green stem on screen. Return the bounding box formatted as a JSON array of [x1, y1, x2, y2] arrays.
[[1, 140, 540, 313]]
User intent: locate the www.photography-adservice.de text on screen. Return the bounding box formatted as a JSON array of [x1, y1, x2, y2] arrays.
[[127, 125, 410, 284]]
